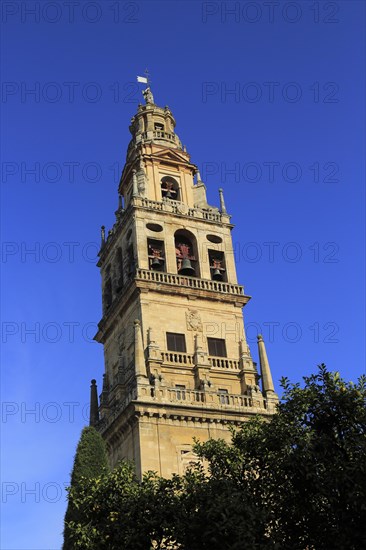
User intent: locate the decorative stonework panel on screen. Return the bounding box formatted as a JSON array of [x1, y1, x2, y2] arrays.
[[186, 310, 203, 332]]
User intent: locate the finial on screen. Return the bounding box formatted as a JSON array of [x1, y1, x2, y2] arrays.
[[101, 225, 106, 246], [132, 169, 139, 197], [89, 379, 99, 426], [194, 334, 203, 352], [148, 327, 156, 345], [196, 169, 202, 183], [137, 70, 154, 104], [134, 319, 148, 380], [219, 188, 227, 214], [102, 373, 108, 391], [257, 334, 276, 397]]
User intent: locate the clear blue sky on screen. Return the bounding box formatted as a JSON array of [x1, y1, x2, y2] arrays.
[[1, 1, 365, 548]]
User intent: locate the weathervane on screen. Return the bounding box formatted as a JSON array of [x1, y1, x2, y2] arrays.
[[137, 69, 154, 104]]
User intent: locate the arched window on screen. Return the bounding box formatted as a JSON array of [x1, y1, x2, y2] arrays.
[[161, 176, 180, 201], [174, 230, 200, 277]]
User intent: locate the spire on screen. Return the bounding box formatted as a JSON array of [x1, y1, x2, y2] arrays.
[[134, 319, 147, 379], [219, 188, 227, 214], [89, 379, 99, 426], [147, 327, 159, 359], [257, 335, 276, 396]]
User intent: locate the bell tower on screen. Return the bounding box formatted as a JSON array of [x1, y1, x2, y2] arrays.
[[93, 83, 278, 477]]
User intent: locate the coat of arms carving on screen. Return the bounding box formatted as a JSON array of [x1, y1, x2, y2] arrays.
[[186, 310, 203, 332]]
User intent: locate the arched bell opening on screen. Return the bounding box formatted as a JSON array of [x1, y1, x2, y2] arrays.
[[208, 250, 227, 282], [147, 238, 165, 272], [174, 230, 200, 278], [103, 265, 113, 312], [127, 244, 135, 278], [161, 176, 180, 201], [114, 247, 124, 291]]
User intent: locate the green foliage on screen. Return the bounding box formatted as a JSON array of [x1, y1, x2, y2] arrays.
[[63, 426, 109, 549], [194, 364, 366, 549], [65, 366, 366, 549], [65, 461, 183, 549]]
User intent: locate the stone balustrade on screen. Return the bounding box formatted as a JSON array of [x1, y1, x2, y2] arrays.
[[208, 357, 241, 369], [137, 130, 181, 146], [98, 385, 267, 432], [136, 268, 244, 296], [160, 351, 195, 365], [137, 196, 223, 223]]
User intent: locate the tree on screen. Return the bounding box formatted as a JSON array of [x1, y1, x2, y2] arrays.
[[64, 366, 366, 549], [194, 364, 366, 549], [63, 426, 109, 549], [65, 460, 184, 549]]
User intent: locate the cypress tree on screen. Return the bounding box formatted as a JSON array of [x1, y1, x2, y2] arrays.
[[63, 426, 109, 549]]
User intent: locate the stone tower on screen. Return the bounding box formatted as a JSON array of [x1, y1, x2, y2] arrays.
[[92, 83, 278, 478]]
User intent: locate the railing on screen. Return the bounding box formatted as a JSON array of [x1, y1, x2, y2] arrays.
[[136, 268, 244, 296], [98, 385, 269, 432], [161, 351, 194, 365], [166, 388, 205, 403], [136, 197, 222, 223], [153, 130, 176, 141], [139, 130, 180, 145], [200, 210, 222, 222], [150, 387, 254, 408], [160, 351, 240, 370], [208, 357, 241, 369], [139, 197, 165, 211]]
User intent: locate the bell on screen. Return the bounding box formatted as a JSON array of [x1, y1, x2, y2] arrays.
[[179, 258, 195, 276], [165, 189, 172, 198], [151, 256, 162, 269], [212, 268, 223, 281]]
